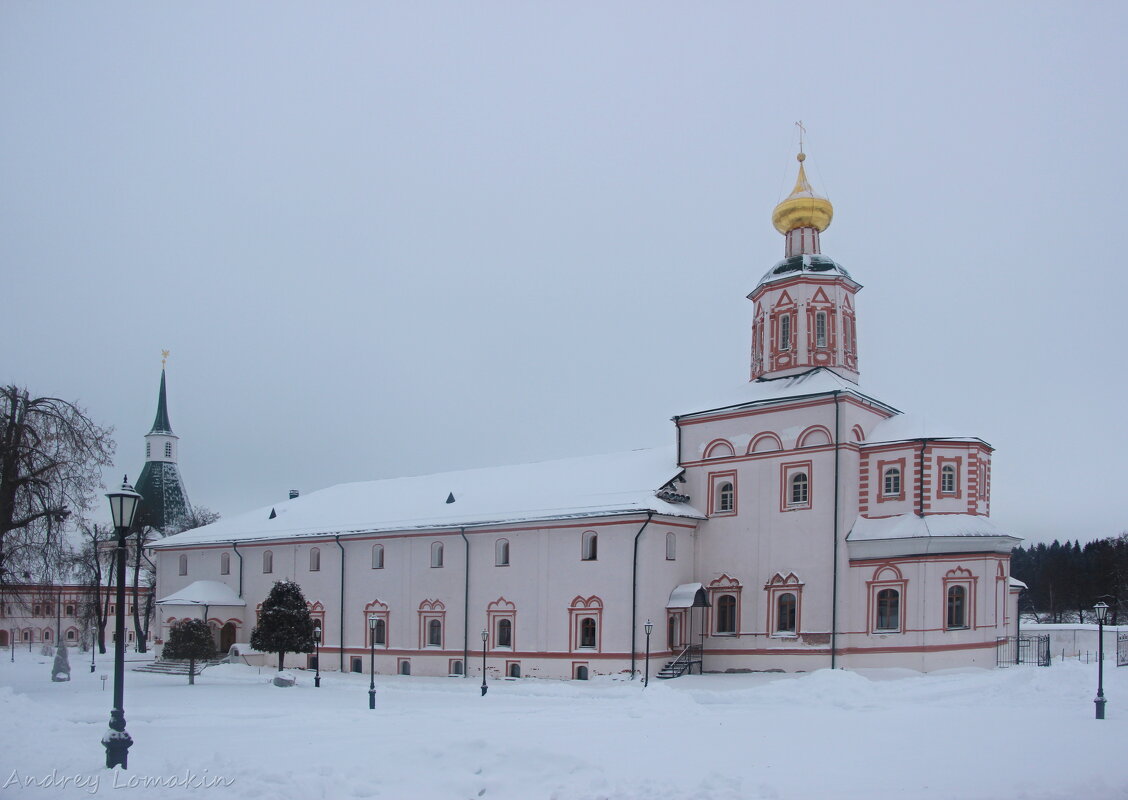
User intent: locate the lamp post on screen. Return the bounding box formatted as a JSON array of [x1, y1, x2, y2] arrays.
[[643, 620, 654, 688], [1094, 600, 1109, 720], [90, 632, 96, 673], [102, 477, 141, 769], [368, 616, 377, 710], [313, 627, 321, 688], [480, 628, 489, 696]]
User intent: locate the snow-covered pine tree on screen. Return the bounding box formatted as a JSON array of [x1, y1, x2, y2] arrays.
[[161, 619, 217, 685], [51, 643, 71, 682], [250, 580, 316, 672]]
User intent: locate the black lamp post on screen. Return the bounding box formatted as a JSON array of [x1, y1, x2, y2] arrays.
[[90, 632, 96, 673], [313, 627, 321, 688], [368, 616, 377, 710], [102, 476, 141, 769], [1094, 600, 1109, 720], [643, 620, 654, 688], [480, 628, 488, 696]]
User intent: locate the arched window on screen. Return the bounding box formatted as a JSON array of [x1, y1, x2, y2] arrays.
[[876, 588, 900, 631], [883, 467, 901, 497], [64, 605, 74, 617], [263, 550, 273, 574], [718, 482, 734, 513], [780, 313, 792, 350], [497, 618, 513, 648], [66, 629, 76, 642], [427, 618, 442, 647], [220, 552, 230, 575], [668, 615, 680, 649], [451, 660, 463, 675], [665, 532, 676, 561], [946, 585, 967, 629], [815, 311, 827, 348], [371, 544, 384, 569], [508, 663, 521, 678], [580, 617, 597, 648], [716, 594, 737, 634], [371, 618, 386, 646], [309, 547, 320, 572], [790, 473, 809, 506], [399, 660, 411, 675], [581, 531, 597, 562], [941, 464, 957, 494], [844, 317, 854, 352], [44, 629, 52, 641], [495, 538, 510, 567], [178, 554, 188, 576], [164, 442, 172, 458], [431, 541, 444, 568], [777, 592, 797, 633], [575, 665, 589, 681]]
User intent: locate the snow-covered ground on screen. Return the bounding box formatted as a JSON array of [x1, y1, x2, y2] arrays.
[[1, 650, 1126, 799]]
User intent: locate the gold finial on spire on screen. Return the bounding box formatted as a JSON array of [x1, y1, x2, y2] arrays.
[[161, 349, 170, 368], [771, 128, 832, 235]]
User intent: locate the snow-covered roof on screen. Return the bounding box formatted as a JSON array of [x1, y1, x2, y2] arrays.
[[667, 583, 710, 608], [1009, 577, 1028, 590], [867, 412, 990, 447], [847, 513, 1020, 558], [755, 253, 859, 289], [153, 447, 703, 549], [157, 580, 246, 607], [676, 368, 897, 422], [850, 513, 1010, 541]]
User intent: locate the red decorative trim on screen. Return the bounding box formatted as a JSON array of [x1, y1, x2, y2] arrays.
[[704, 438, 736, 459], [780, 460, 813, 512], [568, 596, 603, 652], [707, 470, 738, 517], [876, 457, 907, 504], [748, 431, 784, 454], [797, 425, 833, 448]]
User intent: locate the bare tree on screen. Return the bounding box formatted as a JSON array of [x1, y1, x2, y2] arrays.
[[73, 523, 114, 653], [0, 386, 114, 589]]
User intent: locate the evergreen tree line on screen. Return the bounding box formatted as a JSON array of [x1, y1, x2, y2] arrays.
[[1011, 533, 1128, 625]]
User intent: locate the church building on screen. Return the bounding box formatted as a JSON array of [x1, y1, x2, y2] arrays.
[[152, 151, 1022, 679]]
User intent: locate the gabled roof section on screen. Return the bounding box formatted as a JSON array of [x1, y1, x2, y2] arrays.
[[149, 369, 173, 434], [675, 368, 899, 423], [153, 447, 703, 549]]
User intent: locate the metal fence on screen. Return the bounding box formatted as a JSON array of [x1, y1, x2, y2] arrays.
[[996, 635, 1051, 667], [1118, 632, 1128, 667]]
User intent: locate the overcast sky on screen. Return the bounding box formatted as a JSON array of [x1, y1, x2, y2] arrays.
[[3, 2, 1126, 546]]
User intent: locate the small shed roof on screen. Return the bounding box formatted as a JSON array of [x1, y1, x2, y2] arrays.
[[667, 583, 711, 608]]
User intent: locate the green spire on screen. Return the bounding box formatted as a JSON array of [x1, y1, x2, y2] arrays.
[[150, 369, 173, 434]]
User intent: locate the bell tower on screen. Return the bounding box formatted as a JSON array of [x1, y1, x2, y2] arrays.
[[132, 351, 192, 531], [748, 147, 861, 383]]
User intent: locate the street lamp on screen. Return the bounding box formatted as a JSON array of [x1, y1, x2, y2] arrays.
[[368, 616, 377, 710], [643, 620, 654, 688], [313, 626, 321, 688], [102, 476, 141, 769], [480, 628, 489, 696], [1094, 600, 1110, 720]]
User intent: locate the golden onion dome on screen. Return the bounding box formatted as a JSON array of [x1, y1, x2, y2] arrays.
[[771, 153, 833, 235]]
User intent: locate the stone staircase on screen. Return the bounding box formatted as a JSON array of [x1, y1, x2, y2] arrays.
[[656, 645, 703, 679], [132, 658, 223, 677]]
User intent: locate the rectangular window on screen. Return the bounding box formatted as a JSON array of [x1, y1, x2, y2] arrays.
[[709, 471, 738, 517], [815, 311, 827, 348], [780, 314, 792, 350]]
